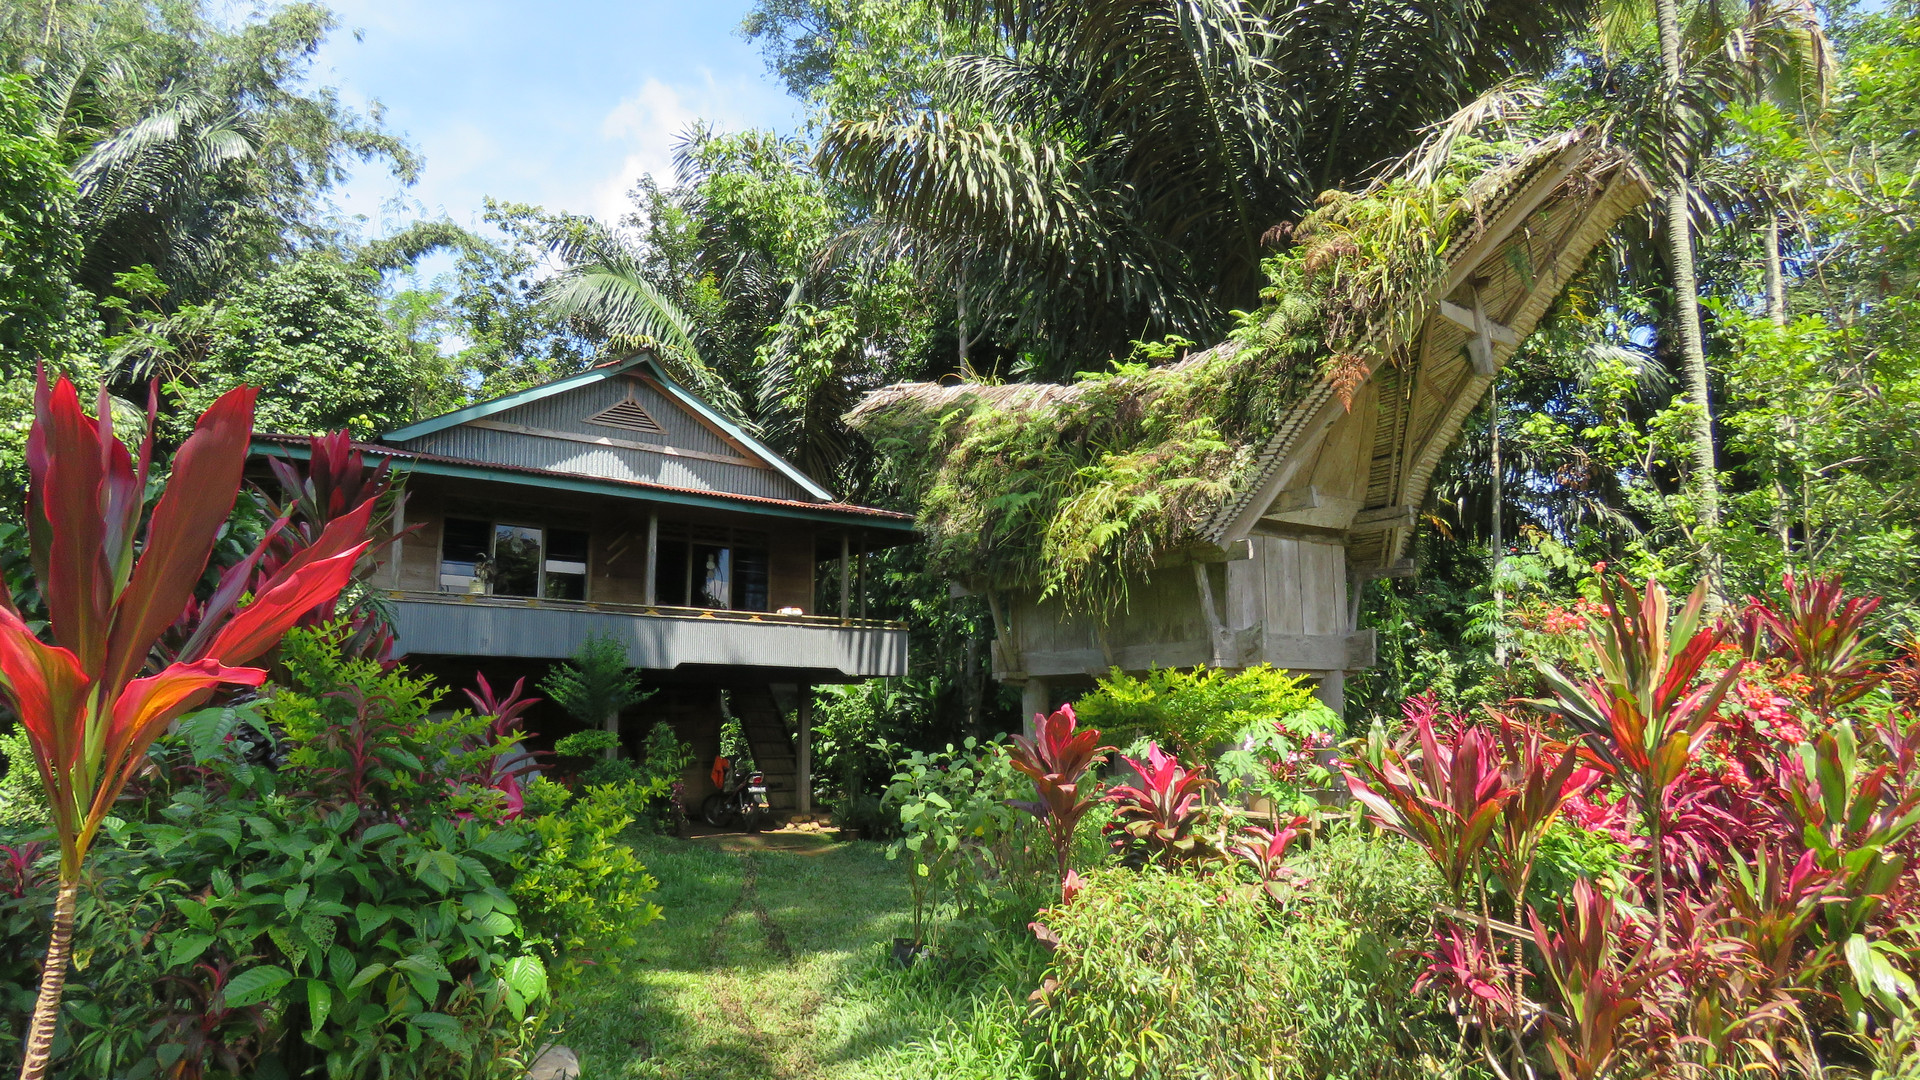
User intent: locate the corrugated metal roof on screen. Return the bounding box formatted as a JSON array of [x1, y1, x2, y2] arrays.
[[249, 433, 916, 532]]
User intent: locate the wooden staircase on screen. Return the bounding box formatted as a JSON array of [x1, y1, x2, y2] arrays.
[[731, 685, 799, 814]]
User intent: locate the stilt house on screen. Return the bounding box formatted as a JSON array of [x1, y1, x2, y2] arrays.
[[251, 353, 916, 814], [850, 133, 1649, 722]]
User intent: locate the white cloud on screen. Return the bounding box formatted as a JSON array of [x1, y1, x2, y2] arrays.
[[592, 77, 704, 220], [588, 71, 797, 222]]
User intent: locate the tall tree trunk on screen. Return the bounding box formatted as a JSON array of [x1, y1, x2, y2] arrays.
[[956, 264, 969, 372], [19, 878, 79, 1080], [1765, 215, 1787, 326], [604, 711, 619, 761], [1490, 379, 1506, 666], [1655, 0, 1724, 602]]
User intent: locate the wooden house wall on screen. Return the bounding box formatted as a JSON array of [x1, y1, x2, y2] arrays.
[[1003, 536, 1351, 679], [386, 477, 823, 613], [399, 375, 814, 502]]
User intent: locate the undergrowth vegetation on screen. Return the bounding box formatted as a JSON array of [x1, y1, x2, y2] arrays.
[[820, 570, 1920, 1080]]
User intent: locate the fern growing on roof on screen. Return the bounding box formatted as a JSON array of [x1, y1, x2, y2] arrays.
[[847, 135, 1598, 612]]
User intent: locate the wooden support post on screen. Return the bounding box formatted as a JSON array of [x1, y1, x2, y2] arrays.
[[1192, 562, 1233, 668], [839, 532, 851, 620], [386, 493, 406, 589], [1021, 678, 1050, 737], [1313, 671, 1345, 714], [643, 511, 658, 606], [856, 533, 868, 620], [797, 683, 813, 818]]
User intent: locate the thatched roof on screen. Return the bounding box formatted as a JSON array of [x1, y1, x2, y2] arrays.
[[848, 130, 1649, 604]]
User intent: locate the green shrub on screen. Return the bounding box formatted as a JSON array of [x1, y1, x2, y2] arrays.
[[881, 738, 1054, 950], [553, 730, 620, 759], [1035, 867, 1287, 1078], [1075, 664, 1337, 759], [0, 630, 662, 1079], [0, 721, 43, 828], [1034, 822, 1459, 1080], [511, 781, 663, 972]]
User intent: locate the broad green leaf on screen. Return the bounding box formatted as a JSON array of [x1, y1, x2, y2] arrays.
[[501, 956, 548, 1001], [223, 964, 293, 1007], [306, 979, 333, 1034]]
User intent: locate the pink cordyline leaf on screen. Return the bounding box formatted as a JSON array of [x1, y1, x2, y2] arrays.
[[98, 385, 255, 691], [1741, 573, 1885, 716], [1342, 714, 1514, 897], [199, 547, 368, 667], [1008, 704, 1111, 895]]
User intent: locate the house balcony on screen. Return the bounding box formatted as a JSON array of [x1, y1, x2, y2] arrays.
[[385, 590, 909, 681]]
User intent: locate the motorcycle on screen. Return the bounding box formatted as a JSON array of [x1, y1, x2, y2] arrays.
[[701, 764, 770, 830]]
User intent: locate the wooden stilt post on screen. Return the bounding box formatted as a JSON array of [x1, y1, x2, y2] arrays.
[[797, 684, 813, 818], [1021, 678, 1050, 738], [643, 511, 658, 606], [839, 531, 851, 621]]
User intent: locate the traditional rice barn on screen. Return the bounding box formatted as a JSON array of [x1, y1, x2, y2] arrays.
[[849, 132, 1649, 721]]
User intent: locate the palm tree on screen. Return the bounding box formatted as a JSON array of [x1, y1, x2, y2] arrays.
[[819, 0, 1593, 373], [536, 215, 746, 418], [1594, 0, 1830, 598]]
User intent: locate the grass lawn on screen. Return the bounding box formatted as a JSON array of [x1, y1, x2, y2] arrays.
[[556, 829, 1038, 1080]]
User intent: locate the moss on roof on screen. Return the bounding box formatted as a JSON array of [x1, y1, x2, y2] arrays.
[[848, 135, 1604, 611]]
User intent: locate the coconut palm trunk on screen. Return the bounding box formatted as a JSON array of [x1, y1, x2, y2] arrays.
[[19, 878, 79, 1080], [1653, 0, 1723, 600]]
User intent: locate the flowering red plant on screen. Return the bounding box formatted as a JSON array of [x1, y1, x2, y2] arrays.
[[1105, 742, 1217, 868], [1008, 704, 1111, 898], [0, 375, 367, 1079]]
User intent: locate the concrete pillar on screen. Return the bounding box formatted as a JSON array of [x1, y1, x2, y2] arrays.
[[1020, 678, 1050, 737], [797, 683, 813, 817]]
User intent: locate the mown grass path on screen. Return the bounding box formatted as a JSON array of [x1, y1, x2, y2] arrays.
[[558, 830, 924, 1080]]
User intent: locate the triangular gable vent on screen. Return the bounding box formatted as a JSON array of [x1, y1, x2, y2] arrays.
[[584, 397, 666, 435]]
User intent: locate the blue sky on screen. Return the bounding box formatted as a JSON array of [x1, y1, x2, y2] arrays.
[[310, 0, 805, 237]]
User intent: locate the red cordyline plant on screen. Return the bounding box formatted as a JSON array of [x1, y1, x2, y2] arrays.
[[1105, 741, 1216, 868], [0, 376, 367, 1080], [1534, 576, 1743, 945], [1489, 715, 1592, 914], [1528, 879, 1666, 1080], [1344, 711, 1515, 902], [1740, 573, 1885, 721], [1231, 814, 1310, 896], [257, 431, 408, 659], [464, 672, 543, 817], [1008, 704, 1111, 900]]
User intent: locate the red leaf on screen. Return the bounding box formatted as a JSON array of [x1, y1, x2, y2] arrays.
[[101, 385, 256, 692], [95, 659, 267, 820], [201, 545, 368, 666], [0, 606, 92, 842], [34, 374, 118, 670]]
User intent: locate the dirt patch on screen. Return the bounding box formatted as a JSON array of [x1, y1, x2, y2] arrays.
[[686, 827, 847, 857]]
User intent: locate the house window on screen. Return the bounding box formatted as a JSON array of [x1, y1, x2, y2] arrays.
[[652, 524, 769, 611], [440, 517, 590, 600]]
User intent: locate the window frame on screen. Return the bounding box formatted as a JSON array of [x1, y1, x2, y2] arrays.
[[436, 515, 592, 601]]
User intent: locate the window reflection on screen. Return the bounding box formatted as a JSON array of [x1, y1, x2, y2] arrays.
[[651, 524, 769, 611]]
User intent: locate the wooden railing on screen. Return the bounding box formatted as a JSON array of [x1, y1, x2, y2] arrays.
[[384, 590, 907, 631]]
